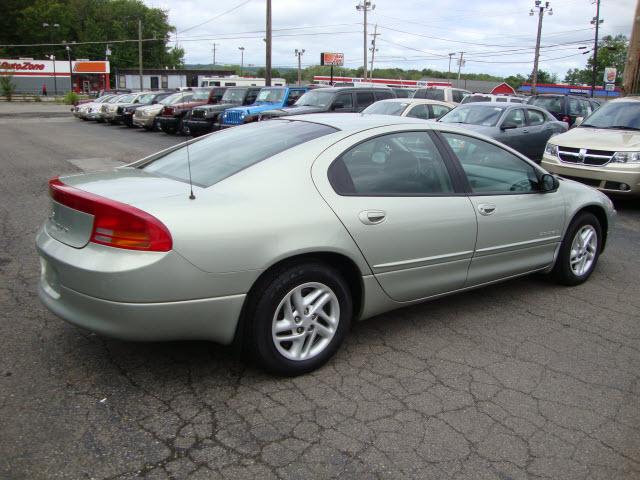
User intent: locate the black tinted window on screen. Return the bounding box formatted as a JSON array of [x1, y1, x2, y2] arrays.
[[452, 90, 466, 103], [329, 132, 454, 195], [356, 91, 376, 109], [406, 104, 430, 120], [375, 90, 394, 100], [143, 121, 336, 187], [414, 89, 445, 101]]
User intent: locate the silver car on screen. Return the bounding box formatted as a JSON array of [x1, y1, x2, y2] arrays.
[[439, 103, 568, 162], [37, 114, 615, 375]]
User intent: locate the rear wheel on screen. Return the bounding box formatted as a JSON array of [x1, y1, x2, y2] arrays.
[[245, 262, 352, 376], [552, 212, 601, 286]]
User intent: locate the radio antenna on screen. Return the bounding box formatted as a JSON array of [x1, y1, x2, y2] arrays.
[[185, 131, 196, 200]]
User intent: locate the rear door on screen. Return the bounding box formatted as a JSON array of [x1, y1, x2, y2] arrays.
[[439, 131, 564, 285], [525, 107, 555, 160], [311, 127, 477, 302]]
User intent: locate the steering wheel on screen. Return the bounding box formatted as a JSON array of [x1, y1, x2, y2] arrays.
[[509, 179, 533, 192]]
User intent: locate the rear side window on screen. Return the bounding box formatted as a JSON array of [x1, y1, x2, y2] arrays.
[[406, 104, 430, 119], [356, 91, 376, 109], [530, 96, 563, 114], [334, 93, 353, 110], [375, 90, 394, 100], [142, 120, 337, 187], [431, 104, 451, 118], [452, 90, 466, 103], [527, 109, 546, 126], [286, 90, 305, 106], [328, 132, 454, 195], [415, 89, 445, 101]]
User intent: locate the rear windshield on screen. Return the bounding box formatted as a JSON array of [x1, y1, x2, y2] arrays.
[[529, 96, 563, 114], [142, 120, 337, 187], [414, 88, 445, 101], [362, 101, 408, 115], [462, 95, 491, 104]]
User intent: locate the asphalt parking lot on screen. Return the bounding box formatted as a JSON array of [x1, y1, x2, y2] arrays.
[[1, 104, 639, 480]]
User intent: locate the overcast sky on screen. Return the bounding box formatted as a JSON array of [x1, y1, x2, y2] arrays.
[[144, 0, 634, 79]]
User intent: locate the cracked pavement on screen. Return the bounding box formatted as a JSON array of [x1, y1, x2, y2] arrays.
[[0, 109, 639, 479]]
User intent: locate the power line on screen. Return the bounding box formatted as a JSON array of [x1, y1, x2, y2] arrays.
[[178, 0, 253, 34]]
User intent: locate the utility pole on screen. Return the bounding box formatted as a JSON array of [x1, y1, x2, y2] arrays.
[[266, 0, 272, 86], [138, 19, 143, 91], [369, 24, 380, 77], [623, 0, 640, 95], [529, 1, 553, 95], [447, 52, 455, 82], [238, 47, 245, 76], [295, 49, 305, 85], [356, 1, 375, 81], [457, 52, 464, 87], [590, 0, 603, 97], [212, 43, 218, 66]]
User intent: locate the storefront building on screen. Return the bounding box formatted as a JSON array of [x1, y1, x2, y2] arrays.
[[115, 68, 234, 91], [0, 58, 110, 94]]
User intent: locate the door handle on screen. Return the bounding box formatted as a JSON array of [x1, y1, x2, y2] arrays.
[[477, 204, 496, 216], [359, 210, 387, 225], [523, 129, 529, 133]]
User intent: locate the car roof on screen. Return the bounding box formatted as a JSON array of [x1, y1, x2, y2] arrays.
[[312, 87, 392, 93], [374, 98, 454, 107], [280, 113, 432, 132], [610, 96, 640, 103]]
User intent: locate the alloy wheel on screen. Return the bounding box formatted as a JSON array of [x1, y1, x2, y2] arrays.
[[570, 225, 597, 276]]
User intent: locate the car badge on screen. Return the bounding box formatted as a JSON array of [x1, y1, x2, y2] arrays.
[[578, 148, 587, 162]]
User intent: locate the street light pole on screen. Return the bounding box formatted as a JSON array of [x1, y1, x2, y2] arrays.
[[590, 0, 603, 97], [447, 52, 455, 82], [529, 1, 553, 95], [266, 0, 272, 86], [238, 47, 245, 76], [65, 44, 73, 93], [356, 1, 375, 81], [295, 49, 305, 85], [42, 23, 60, 95], [369, 24, 380, 76]]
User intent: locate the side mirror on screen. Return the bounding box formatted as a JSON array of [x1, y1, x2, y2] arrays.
[[332, 102, 345, 111], [540, 173, 559, 192], [501, 121, 518, 130], [574, 116, 584, 127]]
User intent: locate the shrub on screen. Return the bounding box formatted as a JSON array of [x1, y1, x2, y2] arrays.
[[0, 75, 17, 101], [63, 91, 79, 105]]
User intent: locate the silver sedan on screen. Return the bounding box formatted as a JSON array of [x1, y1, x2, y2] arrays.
[[438, 103, 568, 162], [37, 114, 615, 375]]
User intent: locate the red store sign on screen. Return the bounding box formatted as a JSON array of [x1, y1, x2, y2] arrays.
[[0, 61, 46, 71]]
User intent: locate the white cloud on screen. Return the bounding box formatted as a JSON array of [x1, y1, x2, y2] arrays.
[[144, 0, 634, 79]]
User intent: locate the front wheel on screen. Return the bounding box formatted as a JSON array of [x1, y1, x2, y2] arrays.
[[552, 212, 602, 286], [245, 262, 352, 376]]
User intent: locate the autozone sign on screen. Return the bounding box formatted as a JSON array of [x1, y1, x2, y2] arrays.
[[0, 61, 46, 71], [320, 52, 344, 66]]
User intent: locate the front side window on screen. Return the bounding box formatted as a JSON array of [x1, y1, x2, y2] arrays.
[[143, 120, 337, 187], [286, 90, 305, 106], [222, 88, 248, 103], [442, 133, 539, 194], [295, 90, 334, 107], [406, 104, 429, 119], [328, 132, 454, 195], [334, 93, 353, 110], [192, 89, 211, 101]]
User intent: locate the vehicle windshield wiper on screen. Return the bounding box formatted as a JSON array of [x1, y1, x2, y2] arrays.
[[602, 125, 640, 131], [579, 123, 599, 128]]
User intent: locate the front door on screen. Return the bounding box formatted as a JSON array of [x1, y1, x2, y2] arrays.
[[150, 76, 159, 89], [312, 128, 477, 302], [439, 131, 565, 286]]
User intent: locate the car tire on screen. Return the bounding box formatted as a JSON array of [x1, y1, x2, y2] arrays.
[[552, 212, 602, 286], [245, 262, 352, 376]]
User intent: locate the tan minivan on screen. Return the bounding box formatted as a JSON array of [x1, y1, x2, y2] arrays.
[[541, 97, 640, 196]]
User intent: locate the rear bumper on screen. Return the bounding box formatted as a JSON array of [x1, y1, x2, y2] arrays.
[[38, 281, 244, 343], [157, 116, 179, 130], [542, 154, 640, 195]]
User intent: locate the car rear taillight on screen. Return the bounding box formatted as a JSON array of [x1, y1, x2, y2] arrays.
[[562, 115, 570, 123], [162, 106, 175, 116], [48, 178, 172, 252]]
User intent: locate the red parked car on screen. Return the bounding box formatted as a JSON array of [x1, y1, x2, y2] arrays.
[[156, 87, 226, 134]]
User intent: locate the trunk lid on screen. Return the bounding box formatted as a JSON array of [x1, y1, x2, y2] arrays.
[[46, 169, 189, 249]]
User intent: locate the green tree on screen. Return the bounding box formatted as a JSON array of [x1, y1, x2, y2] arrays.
[[504, 74, 526, 90], [1, 0, 182, 71], [0, 75, 17, 101], [564, 35, 628, 85]]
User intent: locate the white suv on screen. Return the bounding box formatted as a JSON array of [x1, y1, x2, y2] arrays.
[[413, 86, 471, 104]]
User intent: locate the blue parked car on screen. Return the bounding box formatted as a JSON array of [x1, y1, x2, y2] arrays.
[[220, 86, 308, 127]]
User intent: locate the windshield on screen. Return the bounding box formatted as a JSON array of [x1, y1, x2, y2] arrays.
[[529, 96, 563, 114], [192, 89, 211, 101], [137, 93, 157, 103], [362, 101, 409, 116], [106, 95, 123, 103], [117, 94, 135, 103], [222, 88, 248, 103], [142, 120, 337, 187], [439, 105, 506, 126], [294, 91, 334, 107], [580, 101, 640, 130], [96, 95, 114, 103], [256, 88, 285, 103]]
